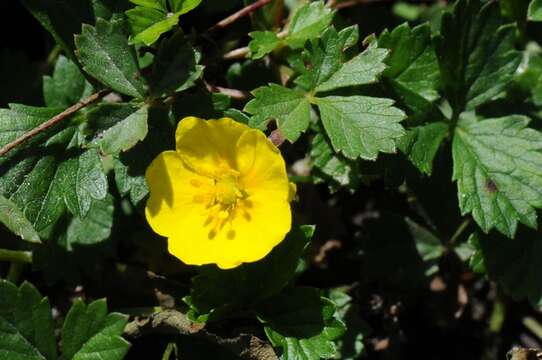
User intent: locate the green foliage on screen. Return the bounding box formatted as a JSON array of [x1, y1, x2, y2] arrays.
[[126, 0, 202, 46], [257, 287, 346, 360], [434, 0, 521, 112], [75, 18, 148, 98], [0, 281, 129, 360], [452, 114, 542, 238], [184, 225, 314, 321], [529, 0, 542, 20], [6, 0, 542, 358]]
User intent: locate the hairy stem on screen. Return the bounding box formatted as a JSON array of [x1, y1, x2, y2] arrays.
[[0, 89, 110, 157], [207, 0, 273, 33]]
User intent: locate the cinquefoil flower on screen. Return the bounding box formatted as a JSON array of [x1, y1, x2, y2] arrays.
[[145, 117, 294, 269]]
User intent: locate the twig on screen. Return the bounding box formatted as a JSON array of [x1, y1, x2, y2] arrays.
[[124, 310, 278, 360], [0, 89, 110, 157], [205, 82, 249, 100], [207, 0, 273, 33]]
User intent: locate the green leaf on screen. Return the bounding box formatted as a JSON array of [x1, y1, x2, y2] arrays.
[[126, 0, 201, 46], [434, 0, 521, 112], [257, 287, 346, 360], [529, 0, 542, 20], [286, 1, 335, 49], [452, 114, 542, 238], [314, 47, 388, 93], [248, 31, 281, 59], [327, 288, 370, 360], [296, 26, 361, 91], [0, 195, 40, 243], [315, 95, 405, 160], [66, 195, 114, 250], [88, 104, 149, 155], [310, 132, 360, 193], [0, 281, 57, 360], [20, 0, 94, 62], [150, 31, 204, 97], [75, 18, 147, 97], [43, 55, 93, 108], [468, 230, 542, 307], [61, 299, 130, 360], [184, 226, 315, 322], [398, 122, 449, 176], [57, 149, 108, 218], [0, 105, 70, 234], [379, 23, 440, 102], [245, 84, 312, 142]]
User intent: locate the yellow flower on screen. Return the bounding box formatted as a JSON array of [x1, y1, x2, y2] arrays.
[[145, 117, 294, 269]]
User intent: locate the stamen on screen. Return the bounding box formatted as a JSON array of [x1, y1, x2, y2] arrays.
[[190, 179, 203, 187]]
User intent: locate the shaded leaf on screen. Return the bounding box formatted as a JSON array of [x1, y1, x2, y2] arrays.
[[398, 122, 449, 175], [0, 281, 57, 360], [43, 55, 93, 108], [529, 0, 542, 20], [257, 287, 346, 360], [0, 195, 40, 243], [434, 0, 521, 111], [66, 195, 114, 250], [249, 31, 281, 59]]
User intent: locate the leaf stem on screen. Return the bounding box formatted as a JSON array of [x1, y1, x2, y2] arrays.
[[207, 0, 274, 33], [449, 218, 471, 245], [0, 249, 32, 264], [0, 89, 110, 157]]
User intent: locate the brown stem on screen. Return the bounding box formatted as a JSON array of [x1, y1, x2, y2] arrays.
[[207, 0, 274, 33], [205, 82, 249, 100], [0, 89, 110, 157]]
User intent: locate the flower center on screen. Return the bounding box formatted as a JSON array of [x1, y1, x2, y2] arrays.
[[191, 171, 250, 239], [214, 175, 244, 206]]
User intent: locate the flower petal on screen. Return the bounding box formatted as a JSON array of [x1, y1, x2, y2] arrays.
[[235, 129, 291, 202], [145, 150, 213, 237], [176, 117, 250, 177], [167, 197, 292, 269]]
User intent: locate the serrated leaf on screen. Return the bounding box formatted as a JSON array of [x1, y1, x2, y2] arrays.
[[257, 287, 346, 360], [314, 47, 388, 93], [75, 18, 147, 97], [452, 114, 542, 238], [43, 55, 93, 108], [296, 26, 358, 91], [57, 149, 108, 218], [379, 23, 440, 102], [0, 105, 69, 234], [529, 0, 542, 20], [310, 132, 360, 193], [89, 104, 149, 155], [184, 226, 315, 322], [126, 0, 201, 46], [66, 195, 114, 250], [20, 0, 94, 62], [398, 122, 449, 176], [0, 281, 57, 360], [286, 1, 335, 49], [62, 299, 130, 360], [434, 0, 521, 112], [245, 84, 311, 142], [468, 230, 542, 307], [249, 31, 281, 59], [315, 95, 405, 160], [150, 31, 203, 97], [0, 195, 40, 243]]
